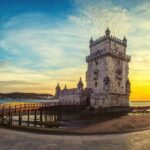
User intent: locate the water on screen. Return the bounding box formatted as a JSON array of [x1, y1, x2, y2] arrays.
[[8, 114, 59, 128], [0, 98, 58, 104], [130, 101, 150, 106], [0, 98, 149, 106], [0, 98, 150, 130], [0, 98, 84, 128]]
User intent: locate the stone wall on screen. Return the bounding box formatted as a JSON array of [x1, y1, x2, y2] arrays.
[[56, 29, 131, 109], [58, 88, 87, 105], [86, 29, 130, 108]]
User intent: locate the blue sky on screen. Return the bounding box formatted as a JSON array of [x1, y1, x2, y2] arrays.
[[0, 0, 150, 100], [0, 0, 74, 18]]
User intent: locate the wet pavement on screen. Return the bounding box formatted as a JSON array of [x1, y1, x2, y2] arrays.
[[0, 128, 149, 150]]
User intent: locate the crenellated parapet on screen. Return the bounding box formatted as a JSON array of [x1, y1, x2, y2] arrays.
[[59, 88, 78, 95], [89, 35, 106, 48], [90, 28, 127, 48], [86, 48, 131, 62]]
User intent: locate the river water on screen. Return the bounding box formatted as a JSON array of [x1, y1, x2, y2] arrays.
[[0, 98, 150, 129], [0, 98, 150, 106], [0, 98, 58, 104], [0, 98, 89, 128]]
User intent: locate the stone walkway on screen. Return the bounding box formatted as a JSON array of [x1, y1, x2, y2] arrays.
[[0, 128, 150, 150]]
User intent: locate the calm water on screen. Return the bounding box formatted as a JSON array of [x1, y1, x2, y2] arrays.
[[129, 101, 150, 106], [0, 98, 149, 106], [0, 98, 150, 129], [0, 98, 58, 104]]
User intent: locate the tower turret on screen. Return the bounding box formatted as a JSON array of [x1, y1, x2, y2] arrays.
[[55, 83, 60, 98], [77, 77, 83, 90], [64, 84, 67, 90], [122, 36, 127, 47], [126, 79, 130, 95], [89, 37, 93, 47], [105, 27, 110, 37]]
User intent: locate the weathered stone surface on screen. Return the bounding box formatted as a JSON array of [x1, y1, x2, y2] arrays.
[[55, 29, 131, 108]]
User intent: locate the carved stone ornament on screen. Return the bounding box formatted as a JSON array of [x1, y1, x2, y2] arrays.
[[103, 76, 110, 85]]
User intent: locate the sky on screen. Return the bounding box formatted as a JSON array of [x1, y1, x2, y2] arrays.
[[0, 0, 149, 101]]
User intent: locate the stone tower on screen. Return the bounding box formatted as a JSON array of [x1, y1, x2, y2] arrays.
[[86, 28, 131, 108], [55, 83, 60, 98], [77, 77, 84, 90]]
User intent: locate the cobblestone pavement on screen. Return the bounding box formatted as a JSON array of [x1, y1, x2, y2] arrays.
[[0, 128, 150, 150]]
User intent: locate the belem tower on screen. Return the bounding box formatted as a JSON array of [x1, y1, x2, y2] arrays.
[[55, 28, 131, 108]]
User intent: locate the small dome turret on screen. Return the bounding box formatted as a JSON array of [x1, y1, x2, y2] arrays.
[[89, 37, 93, 47], [123, 36, 127, 46], [105, 27, 110, 37], [90, 37, 93, 42], [64, 84, 67, 90], [55, 83, 60, 97], [77, 77, 83, 89], [123, 36, 127, 41], [56, 83, 60, 90]]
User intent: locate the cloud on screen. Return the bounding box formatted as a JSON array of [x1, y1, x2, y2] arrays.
[[0, 13, 89, 72], [0, 60, 11, 67], [0, 0, 149, 99], [0, 80, 42, 86], [72, 0, 131, 37]]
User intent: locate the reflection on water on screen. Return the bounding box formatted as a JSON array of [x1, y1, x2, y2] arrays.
[[11, 114, 58, 128], [0, 98, 150, 106], [130, 101, 150, 106], [0, 98, 58, 104], [1, 111, 87, 128], [0, 98, 150, 130]]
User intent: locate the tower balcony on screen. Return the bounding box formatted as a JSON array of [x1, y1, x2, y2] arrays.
[[86, 49, 131, 62]]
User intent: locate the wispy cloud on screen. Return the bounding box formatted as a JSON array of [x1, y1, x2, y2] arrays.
[[0, 0, 149, 100], [0, 80, 42, 86]]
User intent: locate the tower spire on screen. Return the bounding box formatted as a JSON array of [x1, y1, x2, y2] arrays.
[[56, 82, 60, 89], [105, 27, 110, 37], [77, 77, 83, 89], [55, 82, 60, 98], [123, 36, 127, 47], [64, 84, 67, 90], [89, 37, 93, 47]]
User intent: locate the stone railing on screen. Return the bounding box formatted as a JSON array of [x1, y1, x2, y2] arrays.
[[90, 35, 126, 47], [90, 35, 106, 47], [110, 35, 126, 46], [86, 49, 131, 62]]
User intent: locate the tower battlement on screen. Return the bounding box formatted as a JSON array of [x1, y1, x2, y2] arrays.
[[86, 48, 131, 62], [90, 29, 127, 48]]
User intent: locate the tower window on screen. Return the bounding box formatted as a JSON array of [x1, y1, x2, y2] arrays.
[[95, 60, 98, 65], [117, 60, 121, 65], [95, 82, 97, 87]]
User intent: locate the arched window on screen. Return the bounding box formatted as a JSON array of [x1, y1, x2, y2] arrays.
[[95, 60, 98, 65], [95, 82, 97, 87]]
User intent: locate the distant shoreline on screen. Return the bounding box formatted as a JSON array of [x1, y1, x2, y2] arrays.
[[0, 92, 54, 100]]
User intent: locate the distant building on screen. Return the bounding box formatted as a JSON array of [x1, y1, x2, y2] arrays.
[[55, 78, 88, 105], [55, 28, 131, 108]]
